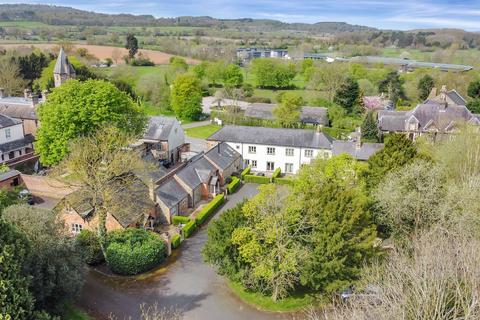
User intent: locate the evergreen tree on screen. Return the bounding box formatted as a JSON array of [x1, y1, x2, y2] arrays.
[[334, 77, 360, 114], [417, 74, 435, 101], [125, 34, 138, 59], [361, 111, 380, 142], [171, 74, 203, 120], [378, 71, 405, 104]]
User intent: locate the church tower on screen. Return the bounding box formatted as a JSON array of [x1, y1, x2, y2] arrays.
[[53, 47, 76, 88]]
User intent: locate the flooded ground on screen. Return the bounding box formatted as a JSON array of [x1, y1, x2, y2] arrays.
[[77, 184, 290, 320]]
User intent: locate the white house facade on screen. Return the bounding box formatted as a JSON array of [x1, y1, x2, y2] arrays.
[[207, 125, 334, 174], [0, 114, 34, 164]]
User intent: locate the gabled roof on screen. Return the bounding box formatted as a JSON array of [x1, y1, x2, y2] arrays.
[[205, 142, 241, 170], [0, 169, 20, 182], [207, 125, 334, 149], [332, 141, 384, 161], [0, 134, 34, 153], [245, 103, 328, 125], [155, 179, 188, 209], [446, 90, 467, 106], [175, 156, 217, 189], [0, 102, 37, 120], [143, 116, 178, 141], [54, 48, 76, 75], [0, 114, 21, 128]]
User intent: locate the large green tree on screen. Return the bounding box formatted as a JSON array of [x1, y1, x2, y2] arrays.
[[171, 74, 203, 120], [35, 79, 146, 166], [334, 77, 360, 114], [467, 80, 480, 113], [222, 64, 243, 87], [250, 58, 296, 89], [378, 71, 405, 104], [361, 111, 380, 142], [125, 34, 139, 59], [417, 74, 435, 101], [273, 92, 303, 127], [3, 205, 85, 313]]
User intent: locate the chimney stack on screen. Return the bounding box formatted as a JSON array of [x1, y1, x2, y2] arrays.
[[0, 88, 4, 99], [148, 178, 157, 203], [24, 88, 31, 100]]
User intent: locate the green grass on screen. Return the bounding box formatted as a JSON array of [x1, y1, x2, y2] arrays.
[[228, 281, 316, 312], [63, 302, 91, 320], [185, 124, 221, 139], [0, 21, 52, 28]]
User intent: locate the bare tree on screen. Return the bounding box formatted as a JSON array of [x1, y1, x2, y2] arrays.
[[0, 58, 27, 96], [307, 62, 348, 101]]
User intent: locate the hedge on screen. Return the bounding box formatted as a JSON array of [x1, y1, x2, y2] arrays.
[[105, 229, 167, 275], [227, 176, 241, 194], [172, 215, 191, 225], [243, 174, 271, 184], [240, 167, 251, 180], [171, 234, 181, 249], [272, 167, 281, 179], [76, 229, 105, 265], [274, 177, 294, 186], [195, 194, 225, 225], [182, 220, 197, 238]]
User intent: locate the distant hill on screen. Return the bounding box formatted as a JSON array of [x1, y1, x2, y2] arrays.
[[0, 4, 376, 33]]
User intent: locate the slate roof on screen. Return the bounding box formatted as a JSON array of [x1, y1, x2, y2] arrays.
[[155, 179, 188, 209], [0, 99, 38, 120], [332, 141, 384, 160], [245, 103, 328, 125], [205, 142, 241, 170], [175, 156, 216, 189], [54, 48, 76, 75], [143, 116, 177, 141], [0, 169, 20, 182], [0, 114, 21, 128], [446, 90, 467, 106], [207, 125, 334, 149], [0, 134, 34, 153]]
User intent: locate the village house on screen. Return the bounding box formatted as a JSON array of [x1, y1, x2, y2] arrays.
[[207, 125, 334, 174], [0, 169, 22, 190], [0, 114, 35, 165], [135, 116, 188, 165], [378, 86, 480, 140], [332, 129, 384, 160], [244, 103, 329, 126]]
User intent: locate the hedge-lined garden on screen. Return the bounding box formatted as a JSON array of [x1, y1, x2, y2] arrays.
[[171, 234, 181, 249], [243, 174, 271, 184], [173, 215, 191, 225], [227, 176, 241, 194], [182, 219, 197, 238], [196, 194, 225, 225], [241, 167, 251, 180], [105, 228, 167, 275]]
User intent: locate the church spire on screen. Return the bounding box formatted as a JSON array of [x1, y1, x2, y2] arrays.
[[53, 47, 76, 87]]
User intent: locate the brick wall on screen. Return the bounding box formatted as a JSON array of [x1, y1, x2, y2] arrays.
[[60, 208, 124, 236]]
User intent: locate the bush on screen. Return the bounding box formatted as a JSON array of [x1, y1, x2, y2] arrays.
[[182, 220, 197, 238], [243, 174, 271, 184], [105, 228, 166, 275], [274, 177, 294, 186], [227, 177, 241, 194], [240, 167, 251, 180], [130, 58, 155, 66], [245, 96, 272, 103], [171, 234, 181, 249], [272, 167, 281, 179], [196, 194, 225, 225], [172, 215, 191, 225], [76, 230, 105, 265]]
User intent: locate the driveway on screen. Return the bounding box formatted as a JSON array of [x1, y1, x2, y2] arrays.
[[202, 97, 251, 114], [77, 184, 287, 320]]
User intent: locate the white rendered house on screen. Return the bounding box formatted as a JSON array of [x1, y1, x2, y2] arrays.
[[0, 114, 34, 164]]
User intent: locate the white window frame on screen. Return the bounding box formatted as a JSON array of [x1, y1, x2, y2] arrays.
[[323, 151, 330, 159], [251, 160, 257, 168], [266, 161, 275, 171], [285, 163, 293, 173], [285, 148, 294, 156], [245, 159, 250, 166], [71, 223, 83, 234], [304, 149, 314, 158], [267, 147, 276, 155], [5, 128, 11, 139], [248, 146, 256, 154]]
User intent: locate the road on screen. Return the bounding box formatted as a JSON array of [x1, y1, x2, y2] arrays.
[[77, 184, 288, 320]]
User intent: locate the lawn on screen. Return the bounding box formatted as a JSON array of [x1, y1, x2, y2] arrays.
[[185, 124, 221, 139], [228, 281, 316, 312]]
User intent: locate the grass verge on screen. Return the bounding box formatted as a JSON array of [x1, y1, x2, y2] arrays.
[[228, 281, 315, 312], [185, 124, 221, 139]]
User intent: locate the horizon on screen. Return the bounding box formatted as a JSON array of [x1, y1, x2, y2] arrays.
[[2, 0, 480, 32]]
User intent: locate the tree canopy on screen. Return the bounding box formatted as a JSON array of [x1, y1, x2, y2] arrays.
[[35, 79, 146, 166], [171, 74, 203, 120], [334, 77, 360, 114], [250, 58, 297, 89], [273, 92, 303, 127], [125, 34, 139, 59], [417, 74, 435, 101]]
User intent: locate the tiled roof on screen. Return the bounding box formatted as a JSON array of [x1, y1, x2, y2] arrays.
[[0, 169, 20, 182], [143, 116, 178, 141], [0, 101, 38, 120], [207, 125, 334, 149], [175, 156, 216, 189], [0, 114, 21, 128], [205, 142, 241, 170], [155, 179, 188, 209], [0, 134, 34, 153], [332, 141, 384, 160], [245, 104, 328, 125], [54, 48, 76, 75]]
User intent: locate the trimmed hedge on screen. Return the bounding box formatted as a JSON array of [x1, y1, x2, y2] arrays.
[[274, 177, 294, 186], [195, 194, 225, 225], [227, 176, 241, 194], [182, 220, 197, 238], [272, 167, 281, 179], [76, 229, 105, 265], [171, 234, 181, 249], [243, 174, 271, 184], [105, 228, 167, 275], [240, 167, 251, 180], [172, 215, 191, 225]]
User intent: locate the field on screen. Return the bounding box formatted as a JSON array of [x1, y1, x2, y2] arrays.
[[185, 125, 221, 139], [0, 43, 199, 65]]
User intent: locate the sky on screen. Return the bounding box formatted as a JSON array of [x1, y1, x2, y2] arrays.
[[3, 0, 480, 31]]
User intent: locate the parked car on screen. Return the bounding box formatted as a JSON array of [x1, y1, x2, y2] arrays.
[[18, 189, 35, 205]]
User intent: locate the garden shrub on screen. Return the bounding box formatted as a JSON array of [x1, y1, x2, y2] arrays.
[[227, 176, 241, 194], [274, 177, 294, 186], [172, 215, 191, 225], [196, 194, 225, 225], [105, 228, 166, 275], [182, 220, 197, 238], [243, 174, 271, 184], [272, 167, 281, 179], [76, 229, 105, 265], [240, 167, 251, 180], [171, 234, 181, 249]]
